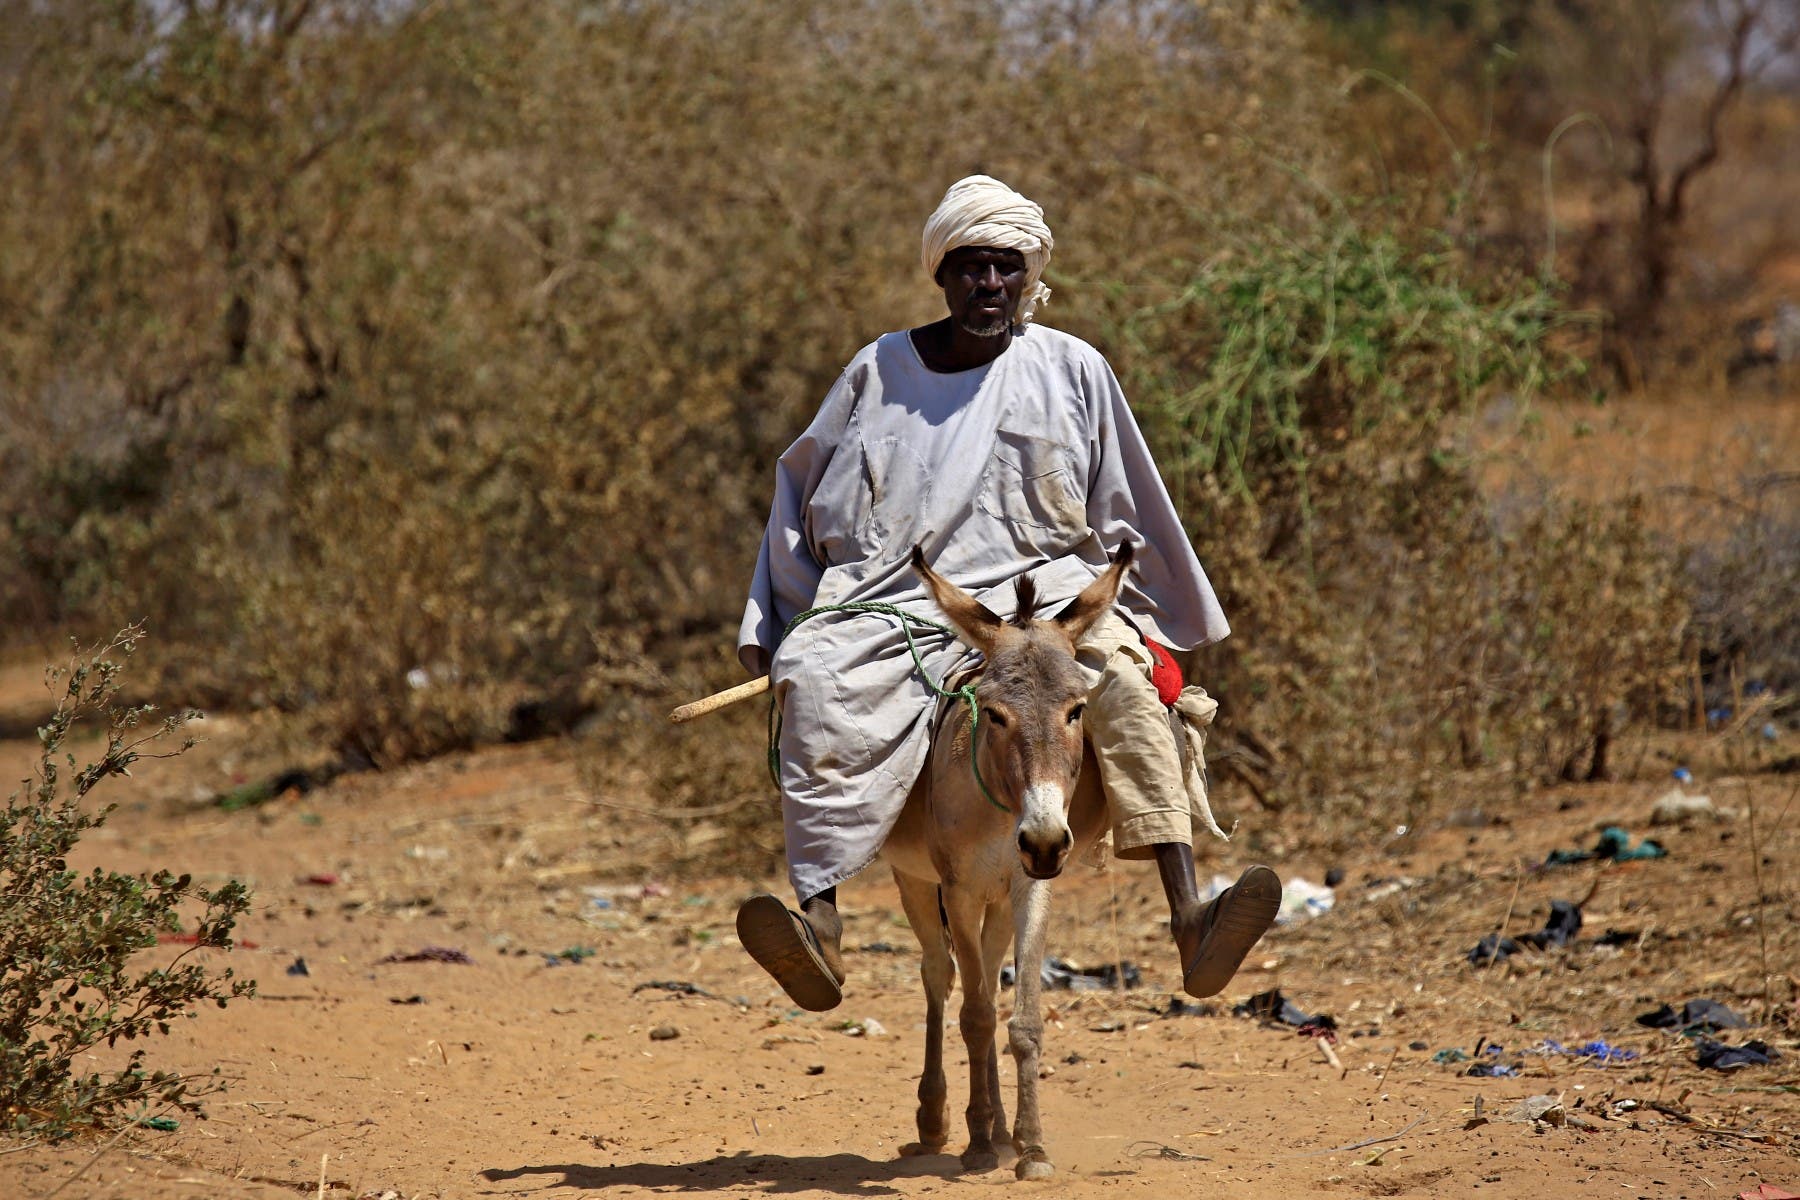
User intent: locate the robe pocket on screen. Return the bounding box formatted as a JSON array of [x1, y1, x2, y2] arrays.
[[978, 427, 1084, 534], [808, 435, 930, 562]]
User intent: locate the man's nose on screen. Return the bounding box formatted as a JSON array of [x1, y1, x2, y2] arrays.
[[976, 264, 1003, 291]]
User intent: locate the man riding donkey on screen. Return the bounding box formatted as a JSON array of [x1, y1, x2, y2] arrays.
[[734, 175, 1281, 1012]]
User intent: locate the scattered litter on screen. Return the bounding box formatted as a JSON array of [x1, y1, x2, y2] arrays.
[[1672, 766, 1693, 784], [1594, 929, 1642, 948], [649, 1024, 680, 1041], [376, 946, 474, 965], [1636, 998, 1748, 1033], [1164, 997, 1220, 1018], [389, 995, 426, 1005], [302, 872, 339, 886], [1502, 1095, 1564, 1126], [1545, 826, 1665, 866], [837, 1017, 889, 1038], [1467, 899, 1582, 966], [1232, 988, 1338, 1039], [1695, 1038, 1780, 1071], [762, 1033, 820, 1048], [156, 933, 259, 950], [1527, 1039, 1638, 1066], [640, 882, 670, 898], [1203, 873, 1333, 925], [142, 1116, 179, 1132], [857, 941, 903, 954], [1650, 790, 1727, 825], [1359, 877, 1421, 904], [1466, 1062, 1519, 1078], [1408, 1040, 1429, 1051], [1432, 1048, 1470, 1064], [1000, 957, 1141, 991], [405, 844, 450, 862], [1091, 1020, 1126, 1033], [805, 1064, 825, 1076], [543, 946, 597, 966], [631, 980, 717, 999], [1129, 1141, 1210, 1162], [1278, 877, 1336, 924], [1740, 1186, 1800, 1200], [588, 896, 613, 911], [285, 957, 310, 977]]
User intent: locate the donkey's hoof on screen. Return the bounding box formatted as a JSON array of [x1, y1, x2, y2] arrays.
[[960, 1149, 1000, 1173], [1016, 1159, 1056, 1181], [899, 1141, 946, 1158]]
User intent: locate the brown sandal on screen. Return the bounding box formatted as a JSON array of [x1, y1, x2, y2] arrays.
[[736, 893, 844, 1012], [1181, 866, 1282, 998]]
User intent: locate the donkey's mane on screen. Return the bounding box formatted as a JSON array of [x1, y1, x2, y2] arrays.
[[1011, 575, 1040, 627]]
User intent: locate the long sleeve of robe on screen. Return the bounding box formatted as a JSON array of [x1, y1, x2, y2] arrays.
[[736, 325, 1229, 900]]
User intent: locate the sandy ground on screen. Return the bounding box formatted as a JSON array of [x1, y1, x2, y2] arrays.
[[2, 677, 1797, 1200]]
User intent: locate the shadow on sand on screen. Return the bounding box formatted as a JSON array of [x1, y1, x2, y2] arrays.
[[478, 1150, 965, 1195]]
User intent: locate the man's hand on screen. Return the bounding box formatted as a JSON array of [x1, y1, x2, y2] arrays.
[[746, 647, 772, 678]]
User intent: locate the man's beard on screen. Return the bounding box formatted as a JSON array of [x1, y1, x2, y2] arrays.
[[959, 313, 1011, 338]]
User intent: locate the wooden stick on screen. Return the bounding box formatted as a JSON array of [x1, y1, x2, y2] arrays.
[[669, 676, 771, 723]]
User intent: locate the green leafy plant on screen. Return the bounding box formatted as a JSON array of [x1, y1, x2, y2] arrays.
[[1, 626, 253, 1137]]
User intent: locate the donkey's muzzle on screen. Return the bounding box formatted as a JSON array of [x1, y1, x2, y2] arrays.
[[1018, 826, 1074, 880]]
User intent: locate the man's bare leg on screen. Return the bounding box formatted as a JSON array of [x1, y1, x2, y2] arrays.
[[1153, 844, 1281, 999], [736, 886, 846, 1012]]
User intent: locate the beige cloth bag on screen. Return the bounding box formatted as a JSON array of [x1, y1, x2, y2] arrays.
[[1171, 684, 1230, 842]]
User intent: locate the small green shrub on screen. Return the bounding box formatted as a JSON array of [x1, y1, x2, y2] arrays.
[[1107, 203, 1688, 812], [0, 626, 254, 1137]]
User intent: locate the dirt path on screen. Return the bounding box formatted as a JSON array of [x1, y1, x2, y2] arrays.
[[3, 712, 1797, 1199]]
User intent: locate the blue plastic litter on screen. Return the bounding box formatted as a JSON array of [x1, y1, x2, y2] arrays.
[[1531, 1038, 1639, 1065]]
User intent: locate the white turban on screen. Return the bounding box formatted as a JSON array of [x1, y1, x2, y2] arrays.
[[920, 175, 1054, 325]]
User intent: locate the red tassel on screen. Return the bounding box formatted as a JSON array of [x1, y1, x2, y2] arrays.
[[1145, 639, 1183, 707]]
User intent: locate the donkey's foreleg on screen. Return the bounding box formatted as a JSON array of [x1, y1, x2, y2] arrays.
[[942, 887, 1001, 1173], [893, 871, 953, 1157], [1008, 875, 1056, 1180], [978, 899, 1013, 1153]]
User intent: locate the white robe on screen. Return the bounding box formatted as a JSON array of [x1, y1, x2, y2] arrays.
[[738, 324, 1229, 899]]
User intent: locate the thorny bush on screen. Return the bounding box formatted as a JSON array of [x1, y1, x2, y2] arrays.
[[0, 627, 253, 1138]]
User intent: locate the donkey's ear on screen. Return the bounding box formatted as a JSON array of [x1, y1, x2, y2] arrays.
[[1054, 541, 1135, 642], [912, 545, 1004, 655]]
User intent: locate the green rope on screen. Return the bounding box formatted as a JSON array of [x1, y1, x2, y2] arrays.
[[764, 601, 1008, 814]]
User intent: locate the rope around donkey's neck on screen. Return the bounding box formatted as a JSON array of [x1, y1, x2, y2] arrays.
[[766, 601, 1008, 814]]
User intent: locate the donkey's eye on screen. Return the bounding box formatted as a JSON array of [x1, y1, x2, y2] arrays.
[[986, 710, 1008, 729], [1067, 704, 1085, 724]]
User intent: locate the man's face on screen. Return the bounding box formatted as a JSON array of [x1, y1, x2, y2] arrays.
[[936, 245, 1028, 338]]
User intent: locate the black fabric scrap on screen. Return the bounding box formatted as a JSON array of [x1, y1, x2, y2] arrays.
[[1467, 900, 1582, 967], [1694, 1038, 1779, 1071], [1164, 996, 1220, 1018], [1636, 998, 1748, 1033], [1232, 988, 1337, 1033]]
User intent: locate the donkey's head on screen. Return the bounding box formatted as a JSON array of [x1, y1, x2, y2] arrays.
[[911, 543, 1134, 879]]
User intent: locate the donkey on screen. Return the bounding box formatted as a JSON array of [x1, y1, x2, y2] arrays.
[[878, 542, 1135, 1180]]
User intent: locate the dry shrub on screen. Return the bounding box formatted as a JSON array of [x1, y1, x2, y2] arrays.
[[0, 0, 1339, 763], [0, 1, 1705, 841]]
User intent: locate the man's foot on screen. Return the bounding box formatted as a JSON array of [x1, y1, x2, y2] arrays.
[[736, 893, 845, 1011], [1172, 865, 1282, 998]]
